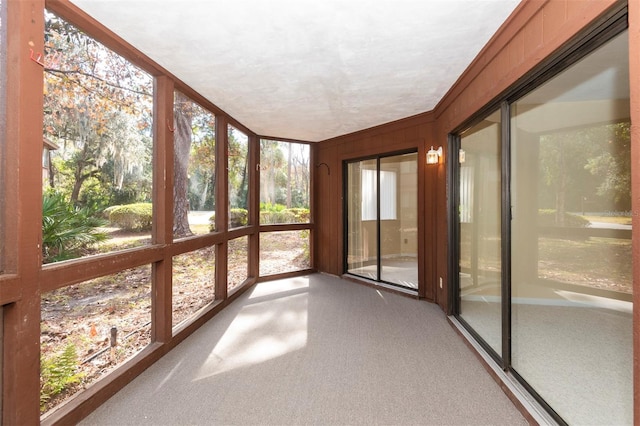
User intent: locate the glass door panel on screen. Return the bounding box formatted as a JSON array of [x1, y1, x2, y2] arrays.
[[346, 159, 378, 279], [458, 112, 502, 357], [380, 153, 418, 288], [510, 30, 632, 425]]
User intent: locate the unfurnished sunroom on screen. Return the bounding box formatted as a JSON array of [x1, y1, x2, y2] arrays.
[[0, 0, 638, 424]]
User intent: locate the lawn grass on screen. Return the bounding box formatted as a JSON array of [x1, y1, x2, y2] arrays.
[[582, 215, 632, 225]]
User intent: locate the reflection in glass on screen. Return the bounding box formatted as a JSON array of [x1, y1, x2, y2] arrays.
[[260, 230, 310, 276], [458, 112, 502, 356], [379, 153, 418, 288], [173, 91, 216, 238], [42, 12, 153, 263], [40, 265, 152, 414], [259, 140, 310, 224], [172, 247, 216, 329], [346, 159, 378, 278], [228, 126, 249, 229], [510, 30, 631, 425], [228, 236, 248, 291]]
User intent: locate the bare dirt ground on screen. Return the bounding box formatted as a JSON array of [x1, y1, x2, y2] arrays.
[[40, 228, 309, 414]]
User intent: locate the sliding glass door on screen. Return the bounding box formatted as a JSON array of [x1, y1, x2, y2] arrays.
[[345, 152, 418, 290], [454, 25, 632, 425]]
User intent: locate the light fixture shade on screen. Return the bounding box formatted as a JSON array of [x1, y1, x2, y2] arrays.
[[459, 149, 466, 164], [426, 146, 442, 164]]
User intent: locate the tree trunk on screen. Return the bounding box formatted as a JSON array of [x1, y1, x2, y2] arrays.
[[173, 93, 193, 237], [555, 138, 567, 226]]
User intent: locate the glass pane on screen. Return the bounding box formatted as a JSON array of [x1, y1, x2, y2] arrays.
[[173, 91, 216, 238], [260, 230, 310, 276], [510, 30, 631, 425], [228, 126, 249, 229], [43, 12, 153, 264], [172, 247, 216, 329], [40, 265, 152, 414], [458, 111, 502, 356], [228, 236, 248, 291], [380, 153, 418, 289], [259, 140, 310, 224], [346, 159, 378, 279]]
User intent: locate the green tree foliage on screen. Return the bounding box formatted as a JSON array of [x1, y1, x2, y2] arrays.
[[228, 127, 249, 210], [43, 12, 153, 208], [259, 140, 310, 210], [538, 122, 631, 221], [42, 191, 107, 263], [188, 109, 217, 211], [584, 122, 631, 210]]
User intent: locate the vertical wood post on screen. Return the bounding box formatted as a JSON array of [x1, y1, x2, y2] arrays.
[[3, 1, 45, 423], [248, 134, 260, 279], [215, 115, 228, 301], [151, 75, 174, 343]]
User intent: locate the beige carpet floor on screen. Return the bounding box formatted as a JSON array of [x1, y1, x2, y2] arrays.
[[81, 273, 526, 425]]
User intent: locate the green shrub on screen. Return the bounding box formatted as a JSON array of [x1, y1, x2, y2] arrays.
[[109, 203, 152, 231], [42, 191, 108, 263], [40, 343, 85, 412], [230, 208, 248, 228], [259, 207, 310, 224], [259, 202, 286, 213], [208, 212, 216, 232], [260, 210, 293, 224], [538, 209, 590, 228], [285, 208, 310, 223]]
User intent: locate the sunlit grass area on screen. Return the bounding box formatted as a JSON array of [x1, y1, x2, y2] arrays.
[[582, 215, 632, 225]]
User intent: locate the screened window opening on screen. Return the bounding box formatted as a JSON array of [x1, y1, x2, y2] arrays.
[[173, 91, 216, 238], [259, 139, 310, 225], [228, 126, 249, 229], [42, 11, 154, 263]]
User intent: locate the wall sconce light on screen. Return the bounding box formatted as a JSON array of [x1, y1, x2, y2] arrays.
[[426, 146, 443, 164], [459, 149, 466, 164]]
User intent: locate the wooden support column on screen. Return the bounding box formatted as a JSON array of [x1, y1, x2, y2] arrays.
[[248, 133, 260, 279], [3, 1, 45, 424], [308, 144, 316, 270], [215, 115, 228, 300], [151, 75, 174, 343]]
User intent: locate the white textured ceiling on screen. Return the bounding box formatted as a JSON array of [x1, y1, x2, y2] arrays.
[[70, 0, 521, 142]]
